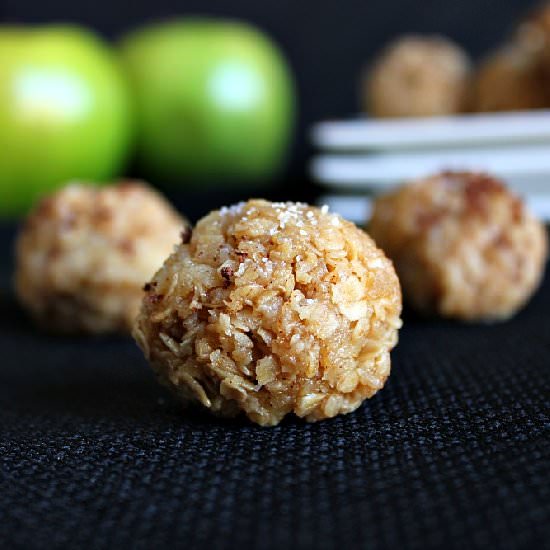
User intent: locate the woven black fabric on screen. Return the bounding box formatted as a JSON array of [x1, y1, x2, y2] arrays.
[[1, 222, 549, 550]]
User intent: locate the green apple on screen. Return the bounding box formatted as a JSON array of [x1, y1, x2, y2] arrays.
[[0, 26, 133, 216], [119, 19, 295, 186]]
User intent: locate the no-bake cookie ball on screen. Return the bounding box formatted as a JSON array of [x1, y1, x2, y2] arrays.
[[364, 35, 471, 118], [134, 200, 402, 426], [516, 3, 550, 63], [15, 181, 186, 334], [369, 172, 548, 321], [472, 45, 547, 112]]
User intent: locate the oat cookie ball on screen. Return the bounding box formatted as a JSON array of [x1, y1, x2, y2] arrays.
[[516, 3, 550, 63], [472, 45, 547, 112], [364, 35, 471, 118], [15, 181, 186, 334], [369, 172, 548, 321], [134, 200, 402, 426]]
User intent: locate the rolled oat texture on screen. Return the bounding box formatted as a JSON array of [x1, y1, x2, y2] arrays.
[[369, 172, 548, 321], [15, 181, 186, 334], [134, 200, 402, 426]]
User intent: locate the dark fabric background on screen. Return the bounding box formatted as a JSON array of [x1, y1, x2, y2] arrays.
[[1, 217, 549, 549], [0, 0, 543, 178]]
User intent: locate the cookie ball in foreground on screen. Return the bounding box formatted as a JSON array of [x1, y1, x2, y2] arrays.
[[15, 182, 186, 334], [472, 45, 547, 112], [364, 35, 470, 118], [134, 200, 402, 426], [369, 172, 548, 321]]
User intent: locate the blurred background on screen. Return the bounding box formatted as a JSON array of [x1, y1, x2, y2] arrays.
[[0, 0, 546, 218]]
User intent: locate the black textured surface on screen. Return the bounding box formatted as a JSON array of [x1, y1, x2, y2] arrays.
[[1, 222, 549, 550]]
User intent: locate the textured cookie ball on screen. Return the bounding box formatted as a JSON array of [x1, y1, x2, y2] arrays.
[[364, 35, 471, 118], [516, 3, 550, 63], [15, 181, 186, 334], [369, 172, 548, 321], [134, 200, 402, 426], [472, 45, 547, 112]]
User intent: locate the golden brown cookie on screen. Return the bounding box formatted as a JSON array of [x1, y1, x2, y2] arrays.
[[472, 45, 547, 112], [134, 200, 402, 426], [363, 35, 471, 118], [15, 181, 186, 334], [369, 172, 548, 321]]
